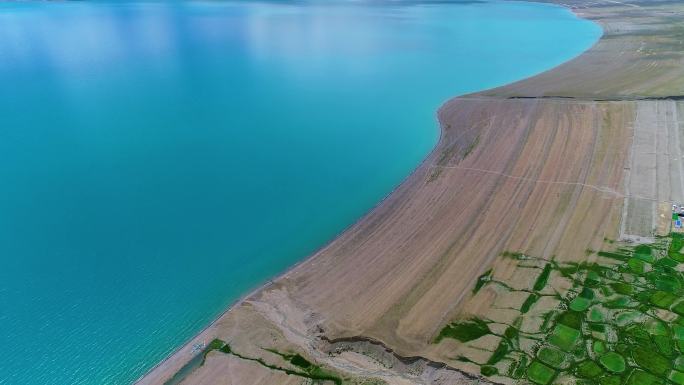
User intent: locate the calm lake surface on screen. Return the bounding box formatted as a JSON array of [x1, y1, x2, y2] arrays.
[[0, 1, 600, 383]]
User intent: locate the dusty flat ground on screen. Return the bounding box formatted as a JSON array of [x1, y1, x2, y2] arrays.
[[484, 0, 684, 98], [137, 1, 684, 384]]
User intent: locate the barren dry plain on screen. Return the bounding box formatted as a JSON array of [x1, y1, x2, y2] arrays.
[[138, 1, 684, 384]]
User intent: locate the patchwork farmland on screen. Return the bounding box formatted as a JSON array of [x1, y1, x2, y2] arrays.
[[436, 233, 684, 385]]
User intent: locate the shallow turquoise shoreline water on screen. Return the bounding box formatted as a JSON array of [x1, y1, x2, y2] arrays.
[[0, 1, 600, 384]]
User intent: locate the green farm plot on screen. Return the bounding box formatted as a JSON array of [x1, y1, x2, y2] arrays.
[[674, 325, 684, 341], [669, 370, 684, 385], [435, 233, 684, 385], [610, 282, 634, 295], [534, 264, 553, 291], [549, 324, 581, 352], [628, 257, 648, 274], [654, 335, 675, 356], [675, 356, 684, 371], [601, 375, 623, 385], [521, 293, 539, 314], [557, 311, 583, 329], [434, 318, 490, 343], [650, 291, 678, 308], [594, 340, 607, 355], [645, 318, 669, 336], [577, 361, 604, 378], [537, 346, 572, 369], [615, 310, 644, 327], [673, 302, 684, 316], [570, 296, 591, 312], [588, 306, 607, 322], [628, 370, 663, 385], [635, 245, 655, 262], [528, 361, 557, 385], [473, 269, 493, 294], [599, 352, 626, 373]]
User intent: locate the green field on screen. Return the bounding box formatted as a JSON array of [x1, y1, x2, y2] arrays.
[[436, 233, 684, 385], [599, 352, 626, 373]]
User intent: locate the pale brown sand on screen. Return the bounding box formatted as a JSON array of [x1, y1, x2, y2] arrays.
[[137, 1, 684, 384]]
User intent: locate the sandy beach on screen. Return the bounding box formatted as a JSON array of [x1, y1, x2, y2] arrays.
[[137, 1, 684, 384]]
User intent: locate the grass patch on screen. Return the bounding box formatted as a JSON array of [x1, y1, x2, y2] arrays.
[[473, 269, 492, 294], [533, 264, 552, 291], [501, 251, 526, 259], [169, 340, 343, 385], [480, 365, 498, 376], [486, 340, 509, 365], [521, 293, 539, 314], [435, 318, 490, 343], [597, 250, 629, 260], [509, 356, 528, 379], [462, 135, 480, 159]]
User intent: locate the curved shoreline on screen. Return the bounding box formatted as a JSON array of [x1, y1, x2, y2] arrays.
[[191, 0, 684, 381], [134, 2, 606, 384]]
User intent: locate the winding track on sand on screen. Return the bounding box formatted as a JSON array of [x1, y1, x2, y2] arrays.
[[137, 1, 684, 384]]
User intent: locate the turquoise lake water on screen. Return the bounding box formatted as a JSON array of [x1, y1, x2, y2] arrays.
[[0, 1, 600, 384]]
